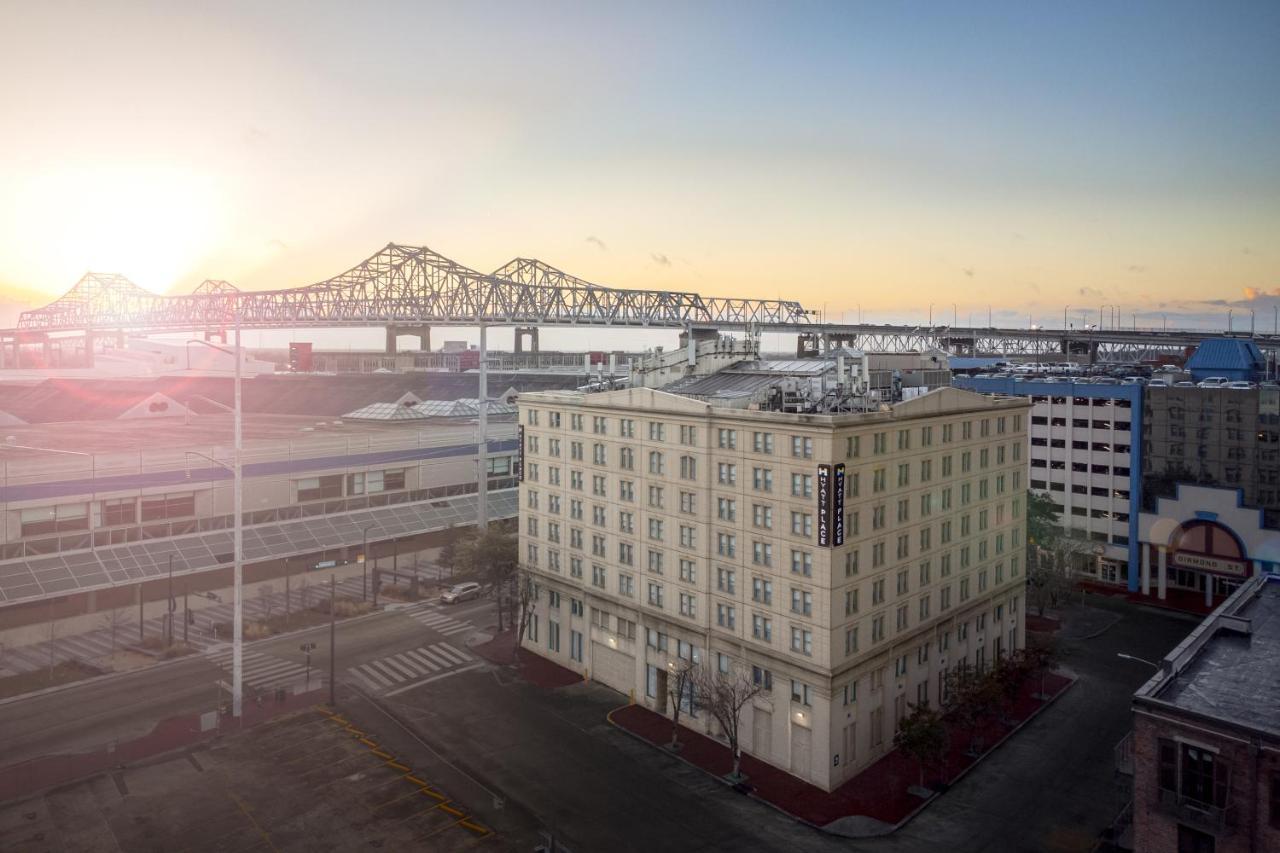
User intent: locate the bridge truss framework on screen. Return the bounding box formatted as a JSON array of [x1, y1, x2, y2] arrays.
[[4, 242, 1276, 363]]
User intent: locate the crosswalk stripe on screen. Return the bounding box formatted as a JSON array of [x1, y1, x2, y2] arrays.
[[430, 645, 465, 665], [251, 669, 311, 688], [242, 660, 301, 680], [392, 653, 428, 675], [417, 647, 453, 668], [382, 657, 421, 679], [440, 624, 471, 636], [417, 613, 451, 625], [438, 641, 472, 661], [368, 660, 406, 683], [353, 665, 392, 688], [348, 667, 384, 691], [403, 649, 441, 671]]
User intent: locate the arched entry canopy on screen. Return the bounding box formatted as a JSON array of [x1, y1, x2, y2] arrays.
[[1137, 485, 1279, 611]]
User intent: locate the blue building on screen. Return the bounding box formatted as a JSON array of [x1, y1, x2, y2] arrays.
[[954, 376, 1144, 591], [1185, 338, 1265, 383]]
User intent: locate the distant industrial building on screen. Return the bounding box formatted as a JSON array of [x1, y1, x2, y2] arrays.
[[0, 375, 548, 642]]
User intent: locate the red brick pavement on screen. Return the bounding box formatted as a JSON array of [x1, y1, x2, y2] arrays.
[[610, 671, 1074, 828], [471, 630, 583, 689]]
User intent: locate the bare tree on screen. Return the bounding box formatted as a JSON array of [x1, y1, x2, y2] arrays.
[[693, 663, 764, 781], [665, 659, 697, 751], [99, 608, 130, 657], [512, 569, 537, 662]]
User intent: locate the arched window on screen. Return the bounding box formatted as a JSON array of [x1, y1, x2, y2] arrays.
[[1172, 520, 1245, 560]]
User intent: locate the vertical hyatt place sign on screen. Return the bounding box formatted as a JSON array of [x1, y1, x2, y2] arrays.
[[817, 463, 846, 548]]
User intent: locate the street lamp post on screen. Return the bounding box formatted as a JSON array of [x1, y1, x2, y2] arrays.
[[1063, 304, 1070, 330], [477, 321, 489, 530], [186, 311, 244, 718]]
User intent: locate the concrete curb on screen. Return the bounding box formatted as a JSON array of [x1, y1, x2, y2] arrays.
[[1059, 608, 1125, 642], [603, 706, 828, 835], [0, 605, 397, 708]]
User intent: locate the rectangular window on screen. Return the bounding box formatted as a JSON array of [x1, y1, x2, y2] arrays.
[[141, 492, 196, 521]]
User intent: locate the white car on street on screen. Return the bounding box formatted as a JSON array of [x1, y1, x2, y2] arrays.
[[441, 581, 482, 604]]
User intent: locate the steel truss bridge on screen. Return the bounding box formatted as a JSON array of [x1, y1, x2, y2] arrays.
[[5, 242, 1276, 362]]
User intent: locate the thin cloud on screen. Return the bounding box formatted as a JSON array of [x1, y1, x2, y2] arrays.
[[585, 235, 607, 251], [1127, 265, 1146, 274], [650, 253, 671, 267], [962, 267, 975, 278], [266, 238, 288, 251], [1078, 286, 1105, 298]]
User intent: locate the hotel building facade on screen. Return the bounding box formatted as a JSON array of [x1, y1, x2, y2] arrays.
[[517, 385, 1029, 791]]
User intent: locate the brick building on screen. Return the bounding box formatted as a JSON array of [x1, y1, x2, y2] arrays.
[[1124, 574, 1280, 852]]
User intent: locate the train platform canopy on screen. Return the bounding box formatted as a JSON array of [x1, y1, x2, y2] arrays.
[[0, 489, 517, 607]]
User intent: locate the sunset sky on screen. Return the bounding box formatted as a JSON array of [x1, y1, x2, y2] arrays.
[[1, 1, 1278, 345]]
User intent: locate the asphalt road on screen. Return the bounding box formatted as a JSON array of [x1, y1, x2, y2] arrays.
[[1, 595, 1196, 853], [0, 596, 497, 769]]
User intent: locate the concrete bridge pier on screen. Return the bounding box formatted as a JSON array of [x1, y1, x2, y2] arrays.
[[796, 333, 821, 358], [514, 326, 540, 354], [385, 325, 431, 354]]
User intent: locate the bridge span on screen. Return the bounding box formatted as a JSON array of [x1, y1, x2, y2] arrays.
[[2, 242, 1273, 364]]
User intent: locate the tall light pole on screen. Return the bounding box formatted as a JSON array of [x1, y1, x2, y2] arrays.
[[928, 303, 934, 327], [1227, 309, 1234, 333], [186, 311, 243, 718], [1063, 304, 1070, 330], [477, 322, 489, 530], [232, 309, 243, 718], [952, 303, 958, 328]]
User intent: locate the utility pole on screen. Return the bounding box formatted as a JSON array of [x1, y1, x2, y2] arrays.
[[232, 309, 244, 719], [328, 575, 337, 706]]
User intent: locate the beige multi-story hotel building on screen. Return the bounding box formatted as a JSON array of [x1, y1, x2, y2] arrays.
[[517, 383, 1030, 791]]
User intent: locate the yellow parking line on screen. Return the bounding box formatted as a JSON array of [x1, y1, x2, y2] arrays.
[[458, 819, 491, 836], [385, 760, 410, 772]]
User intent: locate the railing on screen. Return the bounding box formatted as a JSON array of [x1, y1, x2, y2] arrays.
[[1156, 787, 1234, 834]]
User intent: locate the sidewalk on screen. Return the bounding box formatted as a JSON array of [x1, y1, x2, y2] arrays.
[[472, 629, 583, 689], [609, 670, 1074, 833], [0, 561, 462, 678]]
